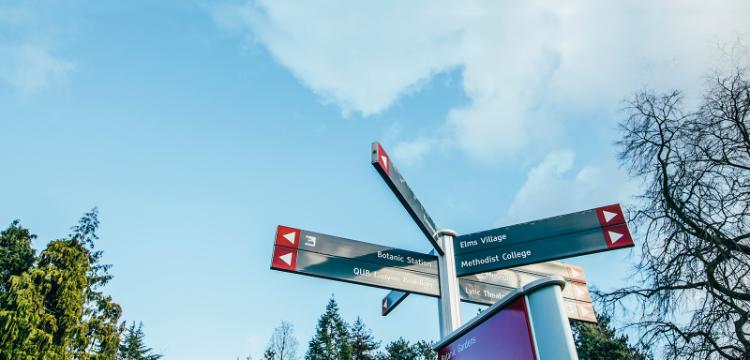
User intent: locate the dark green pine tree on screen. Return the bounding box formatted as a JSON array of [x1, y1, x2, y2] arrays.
[[0, 220, 36, 299], [0, 210, 135, 359], [305, 296, 352, 360], [117, 322, 162, 360], [378, 338, 436, 360], [378, 338, 417, 360], [572, 313, 651, 360], [412, 340, 436, 360], [350, 317, 379, 360]]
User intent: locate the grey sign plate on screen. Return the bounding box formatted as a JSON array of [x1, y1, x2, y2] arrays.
[[271, 245, 440, 296], [371, 142, 443, 254], [275, 225, 437, 275], [454, 204, 625, 255]]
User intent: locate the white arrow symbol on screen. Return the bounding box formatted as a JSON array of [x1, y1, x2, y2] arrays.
[[381, 155, 389, 171], [603, 210, 618, 223], [282, 231, 296, 245], [608, 230, 624, 244], [279, 252, 293, 266]]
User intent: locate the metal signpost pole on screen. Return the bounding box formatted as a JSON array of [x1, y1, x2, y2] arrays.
[[436, 229, 461, 337], [525, 281, 579, 359]]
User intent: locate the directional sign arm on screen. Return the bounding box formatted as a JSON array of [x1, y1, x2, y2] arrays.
[[382, 290, 409, 316], [455, 223, 635, 276], [371, 142, 444, 255]]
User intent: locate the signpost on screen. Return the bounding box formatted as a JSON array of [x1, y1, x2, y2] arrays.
[[267, 141, 639, 360]]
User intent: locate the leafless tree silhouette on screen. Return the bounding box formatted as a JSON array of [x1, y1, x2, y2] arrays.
[[600, 66, 750, 359]]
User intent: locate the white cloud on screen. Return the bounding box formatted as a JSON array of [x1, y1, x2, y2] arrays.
[[391, 137, 435, 166], [212, 1, 464, 116], [215, 0, 750, 161], [0, 3, 74, 94], [503, 149, 637, 225], [0, 44, 74, 94]]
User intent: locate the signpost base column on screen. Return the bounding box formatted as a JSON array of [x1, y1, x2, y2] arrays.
[[525, 279, 579, 359], [436, 229, 461, 338]]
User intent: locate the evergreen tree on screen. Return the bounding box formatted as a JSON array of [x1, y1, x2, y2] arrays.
[[0, 236, 89, 358], [350, 317, 379, 360], [378, 338, 416, 360], [412, 340, 436, 360], [0, 220, 36, 299], [378, 338, 436, 360], [572, 314, 651, 360], [305, 296, 351, 360], [117, 322, 162, 360], [0, 210, 137, 359]]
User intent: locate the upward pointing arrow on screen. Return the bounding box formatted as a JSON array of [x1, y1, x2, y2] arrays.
[[608, 231, 624, 244], [380, 155, 389, 171], [603, 210, 618, 223]]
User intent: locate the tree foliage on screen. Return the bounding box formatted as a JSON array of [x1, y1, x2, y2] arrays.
[[377, 338, 435, 360], [572, 314, 651, 360], [0, 211, 159, 359], [117, 322, 161, 360], [306, 297, 351, 360], [600, 67, 750, 359], [0, 220, 36, 299], [350, 317, 379, 360]]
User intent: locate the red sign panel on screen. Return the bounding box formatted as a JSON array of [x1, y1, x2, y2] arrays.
[[595, 204, 625, 227], [271, 246, 298, 271], [437, 297, 536, 360], [602, 223, 634, 249], [275, 225, 300, 249]]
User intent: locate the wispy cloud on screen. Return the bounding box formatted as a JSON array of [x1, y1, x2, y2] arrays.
[[502, 149, 637, 225], [0, 2, 75, 94], [214, 0, 750, 161]]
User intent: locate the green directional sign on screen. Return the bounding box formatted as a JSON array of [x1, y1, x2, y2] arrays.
[[454, 204, 626, 255], [371, 142, 443, 255], [455, 222, 634, 276]]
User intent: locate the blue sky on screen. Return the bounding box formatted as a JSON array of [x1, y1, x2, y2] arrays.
[[1, 1, 749, 358]]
